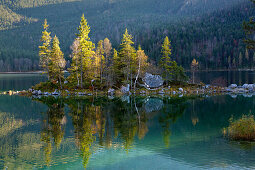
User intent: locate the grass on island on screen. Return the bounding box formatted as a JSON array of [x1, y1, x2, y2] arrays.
[[223, 115, 255, 141]]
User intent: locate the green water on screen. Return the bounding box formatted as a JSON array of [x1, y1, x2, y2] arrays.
[[0, 94, 255, 170]]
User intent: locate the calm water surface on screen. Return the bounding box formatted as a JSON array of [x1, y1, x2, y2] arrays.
[[0, 94, 255, 169], [1, 73, 255, 169], [0, 71, 254, 91]]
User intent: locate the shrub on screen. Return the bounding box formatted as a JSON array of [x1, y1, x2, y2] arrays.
[[224, 115, 255, 141]]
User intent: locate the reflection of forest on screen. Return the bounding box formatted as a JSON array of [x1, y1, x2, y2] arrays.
[[1, 95, 255, 169], [35, 96, 188, 168]]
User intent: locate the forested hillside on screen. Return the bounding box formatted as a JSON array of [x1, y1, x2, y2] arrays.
[[0, 0, 253, 71]]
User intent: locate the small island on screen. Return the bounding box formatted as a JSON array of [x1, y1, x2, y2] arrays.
[[9, 15, 252, 98]]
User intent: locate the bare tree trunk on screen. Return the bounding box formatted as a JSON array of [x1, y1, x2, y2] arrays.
[[192, 71, 195, 84], [76, 59, 79, 86], [134, 57, 141, 91], [100, 55, 103, 84]]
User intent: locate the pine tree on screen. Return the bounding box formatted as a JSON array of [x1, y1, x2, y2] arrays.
[[39, 19, 52, 80], [69, 14, 95, 88], [49, 35, 66, 89], [160, 36, 172, 83], [119, 29, 136, 87]]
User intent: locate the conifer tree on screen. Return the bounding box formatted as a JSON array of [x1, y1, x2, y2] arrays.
[[160, 36, 172, 83], [119, 29, 136, 87], [39, 19, 52, 80], [160, 36, 187, 84], [69, 14, 95, 88], [49, 35, 66, 89]]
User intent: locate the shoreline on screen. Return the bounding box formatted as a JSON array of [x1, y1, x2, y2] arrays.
[[0, 69, 254, 74]]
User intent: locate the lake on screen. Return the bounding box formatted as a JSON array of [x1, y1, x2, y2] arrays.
[[0, 71, 254, 92], [0, 73, 255, 169], [0, 94, 255, 169]]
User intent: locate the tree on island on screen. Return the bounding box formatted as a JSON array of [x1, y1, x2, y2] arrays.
[[49, 36, 66, 89], [69, 14, 95, 88], [39, 19, 52, 80], [119, 29, 137, 88], [134, 45, 148, 90], [160, 36, 187, 84]]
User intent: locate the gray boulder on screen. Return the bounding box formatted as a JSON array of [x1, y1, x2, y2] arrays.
[[243, 84, 249, 88], [178, 88, 184, 92], [32, 90, 38, 95], [229, 84, 237, 89], [38, 90, 42, 95], [143, 73, 164, 88]]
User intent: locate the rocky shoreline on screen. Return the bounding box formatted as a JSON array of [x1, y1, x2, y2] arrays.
[[3, 83, 255, 99]]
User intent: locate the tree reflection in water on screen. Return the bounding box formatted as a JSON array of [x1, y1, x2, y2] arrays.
[[34, 96, 188, 169]]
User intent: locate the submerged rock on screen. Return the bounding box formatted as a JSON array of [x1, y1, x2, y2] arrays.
[[142, 73, 164, 88], [144, 98, 163, 113]]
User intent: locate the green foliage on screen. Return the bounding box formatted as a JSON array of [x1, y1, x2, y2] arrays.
[[119, 29, 136, 87], [0, 0, 253, 71], [225, 115, 255, 141], [39, 19, 52, 78], [69, 14, 95, 88], [243, 0, 255, 50], [160, 37, 187, 84], [49, 35, 66, 88]]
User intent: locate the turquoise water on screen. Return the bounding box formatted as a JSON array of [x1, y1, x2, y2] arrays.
[[0, 71, 254, 91], [1, 94, 255, 169]]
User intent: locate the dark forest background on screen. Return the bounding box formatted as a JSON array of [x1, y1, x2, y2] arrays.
[[0, 0, 254, 72]]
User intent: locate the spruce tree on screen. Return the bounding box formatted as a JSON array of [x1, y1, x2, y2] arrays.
[[69, 14, 95, 88], [160, 36, 172, 83], [119, 29, 136, 87], [39, 19, 52, 80], [49, 35, 66, 89]]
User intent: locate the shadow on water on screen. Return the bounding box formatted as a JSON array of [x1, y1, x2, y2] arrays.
[[1, 95, 255, 169]]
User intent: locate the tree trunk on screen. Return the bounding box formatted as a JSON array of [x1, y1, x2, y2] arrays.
[[192, 71, 195, 84], [134, 57, 141, 91]]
